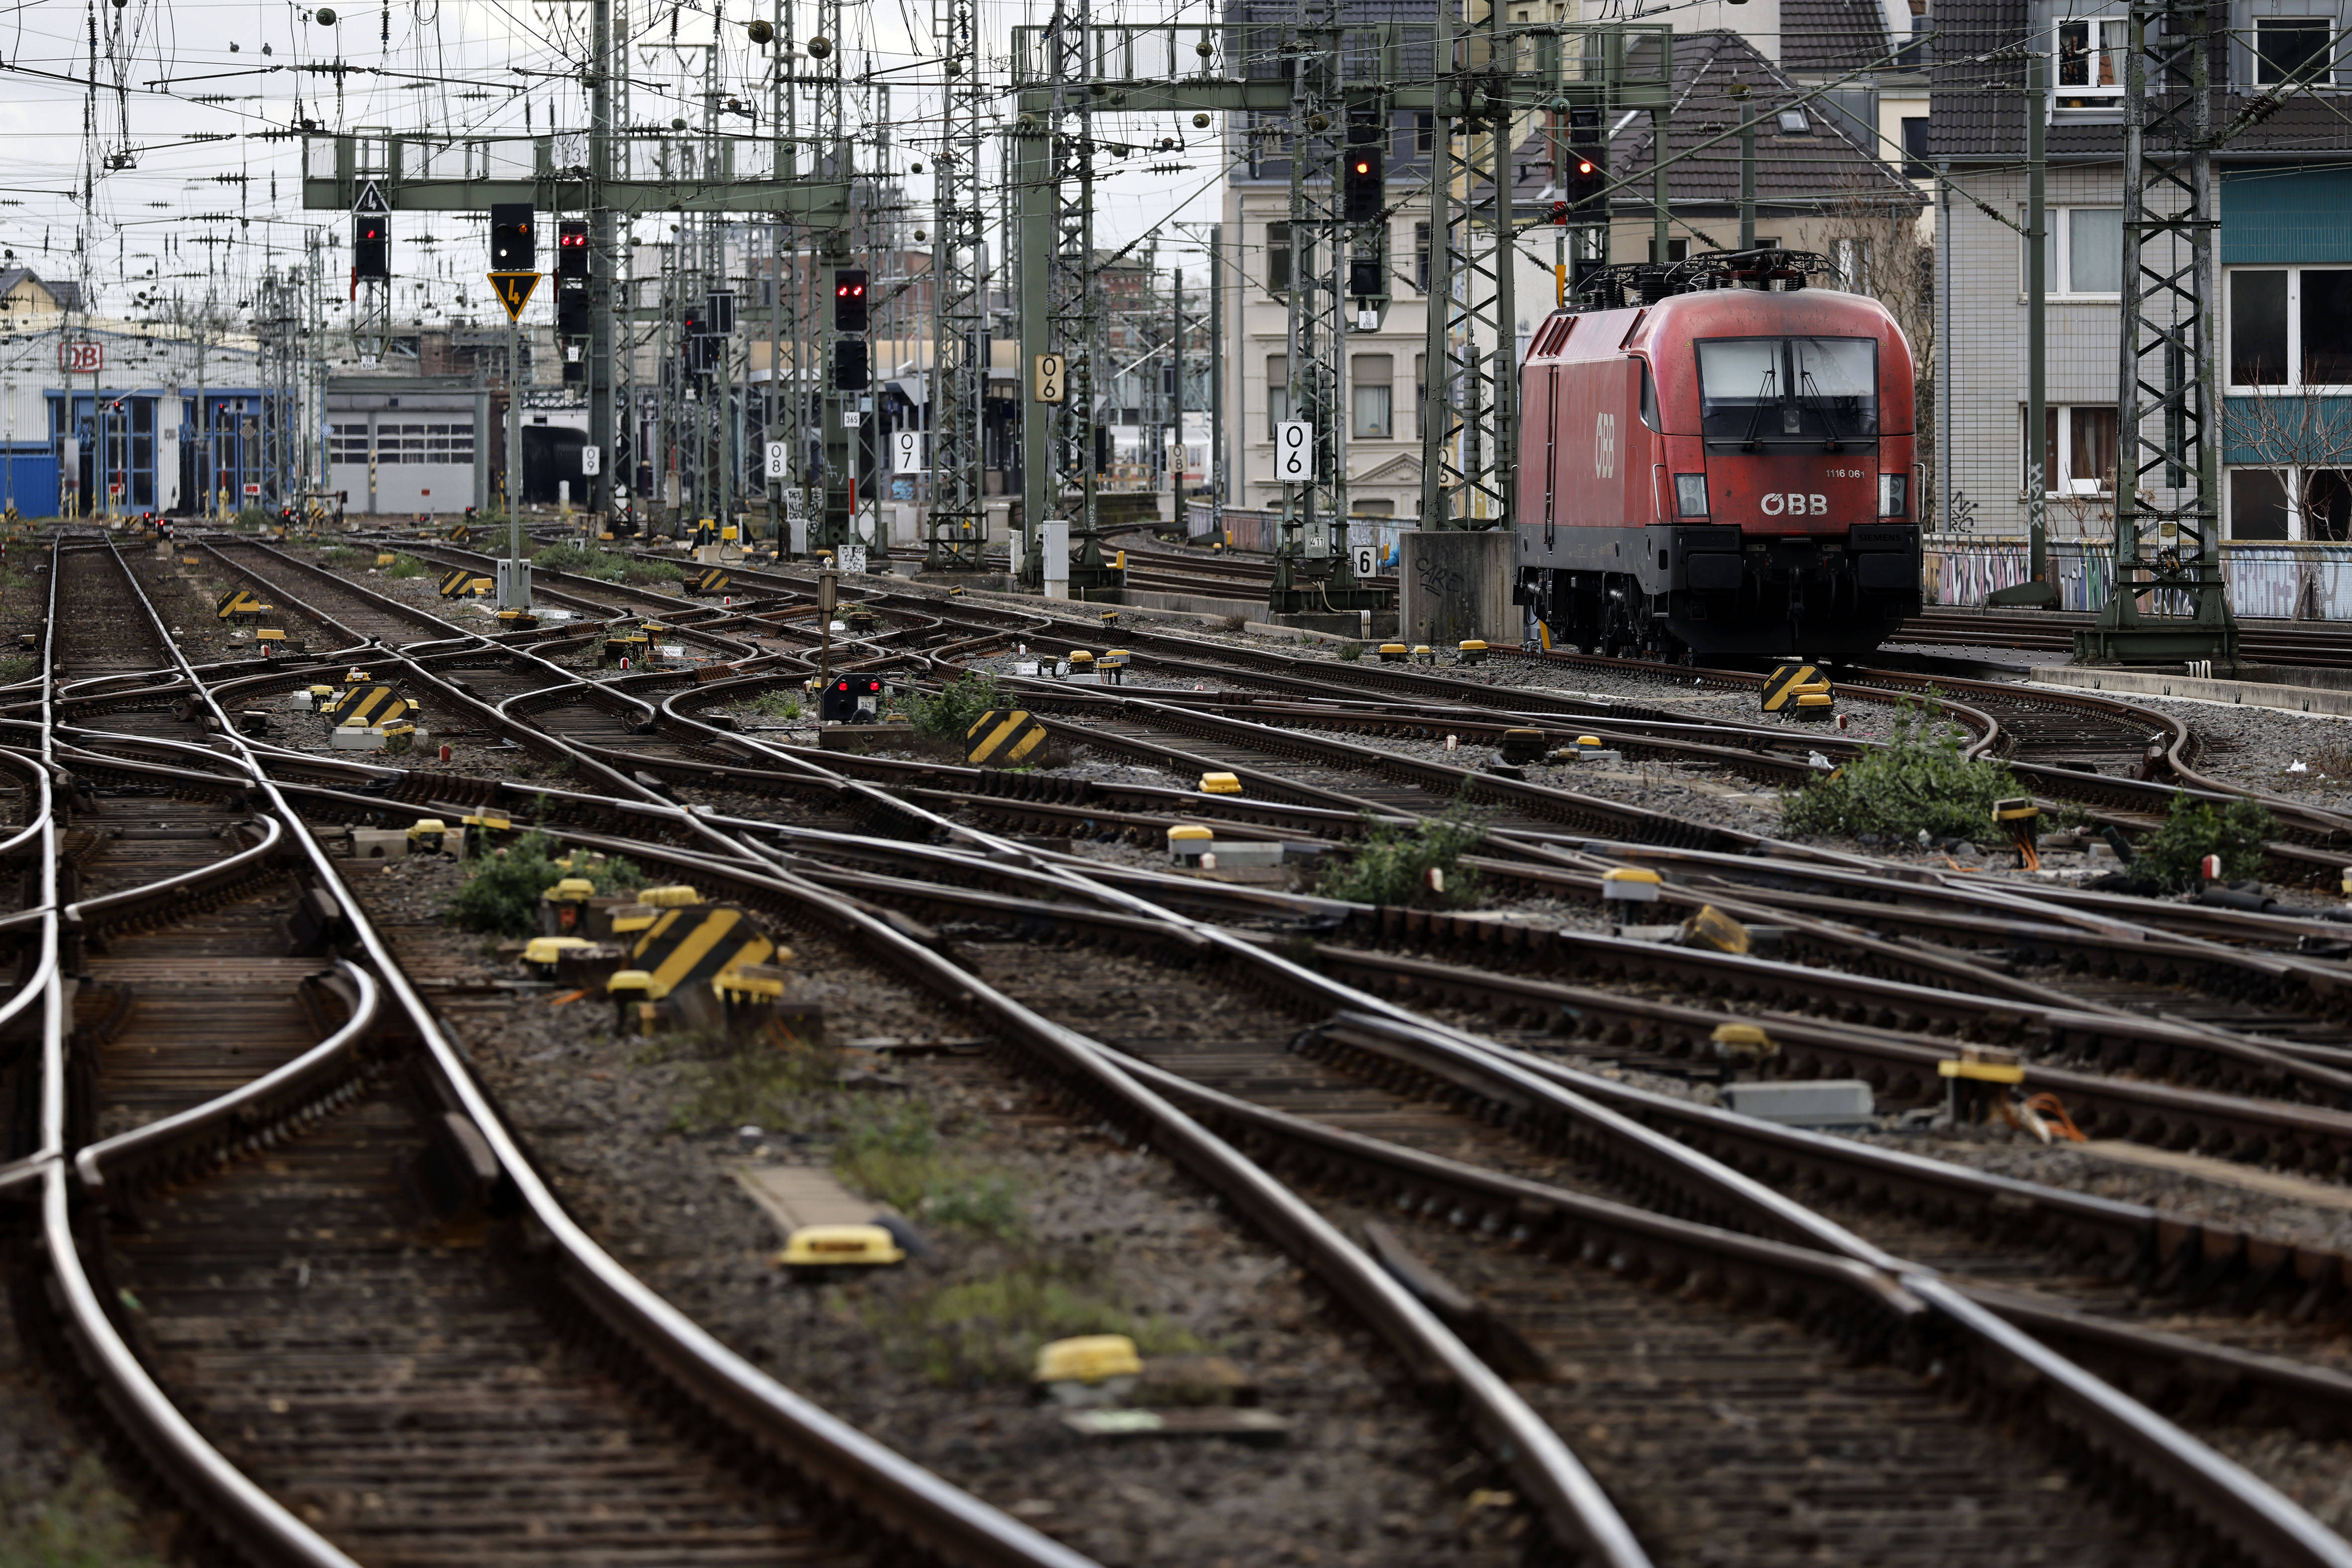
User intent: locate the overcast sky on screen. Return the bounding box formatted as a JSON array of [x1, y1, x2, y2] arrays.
[[0, 0, 1225, 324]]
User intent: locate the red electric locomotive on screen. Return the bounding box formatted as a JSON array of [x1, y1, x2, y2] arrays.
[[1515, 251, 1920, 660]]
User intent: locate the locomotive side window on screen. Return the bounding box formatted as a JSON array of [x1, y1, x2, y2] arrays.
[[1695, 337, 1878, 445]]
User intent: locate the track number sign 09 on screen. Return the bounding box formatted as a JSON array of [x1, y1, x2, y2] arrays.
[[1275, 420, 1314, 483]]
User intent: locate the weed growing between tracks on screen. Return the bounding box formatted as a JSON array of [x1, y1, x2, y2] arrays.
[[0, 1453, 162, 1568], [1782, 697, 2023, 844], [868, 1262, 1209, 1388], [530, 543, 686, 587], [1320, 797, 1488, 906], [737, 688, 804, 722], [444, 831, 645, 937], [907, 670, 1007, 741], [2136, 794, 2275, 889], [384, 553, 424, 579]]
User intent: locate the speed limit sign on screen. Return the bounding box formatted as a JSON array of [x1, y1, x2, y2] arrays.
[[1275, 419, 1314, 483], [1033, 354, 1066, 404]]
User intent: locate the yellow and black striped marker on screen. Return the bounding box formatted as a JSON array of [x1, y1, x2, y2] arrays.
[[689, 568, 729, 596], [1761, 663, 1831, 713], [438, 569, 494, 597], [627, 904, 776, 1000], [336, 687, 410, 727], [215, 588, 271, 621], [965, 709, 1046, 766], [449, 523, 471, 543]]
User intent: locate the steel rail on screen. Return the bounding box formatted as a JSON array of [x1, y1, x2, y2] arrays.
[[392, 802, 2352, 1568], [73, 537, 1113, 1568], [187, 541, 1659, 1562]]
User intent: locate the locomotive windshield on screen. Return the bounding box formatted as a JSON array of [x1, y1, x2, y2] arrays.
[[1695, 336, 1878, 447]]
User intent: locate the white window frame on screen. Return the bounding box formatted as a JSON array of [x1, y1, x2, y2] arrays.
[[2016, 204, 2124, 299], [2221, 263, 2352, 393], [2252, 15, 2342, 90], [2224, 464, 2352, 540], [2052, 16, 2129, 112], [2020, 403, 2119, 496]]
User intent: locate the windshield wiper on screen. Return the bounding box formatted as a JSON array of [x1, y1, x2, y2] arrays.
[[1739, 365, 1777, 453], [1797, 367, 1842, 452]]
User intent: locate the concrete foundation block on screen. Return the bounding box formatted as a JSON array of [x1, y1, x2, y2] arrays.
[[1721, 1079, 1877, 1128], [1398, 530, 1515, 647], [348, 828, 409, 858]]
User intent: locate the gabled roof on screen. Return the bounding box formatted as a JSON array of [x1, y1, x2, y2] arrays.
[[1608, 31, 1923, 215], [0, 267, 82, 312]]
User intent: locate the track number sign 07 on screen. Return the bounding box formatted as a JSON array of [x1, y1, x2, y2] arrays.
[[1275, 420, 1314, 483]]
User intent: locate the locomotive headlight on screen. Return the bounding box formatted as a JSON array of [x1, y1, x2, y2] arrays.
[[1674, 474, 1709, 517], [1879, 473, 1908, 516]]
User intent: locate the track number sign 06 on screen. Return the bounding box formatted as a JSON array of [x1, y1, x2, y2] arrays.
[[1275, 420, 1314, 483], [1033, 354, 1066, 404]]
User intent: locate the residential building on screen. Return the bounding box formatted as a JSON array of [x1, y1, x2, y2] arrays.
[[1929, 0, 2352, 546]]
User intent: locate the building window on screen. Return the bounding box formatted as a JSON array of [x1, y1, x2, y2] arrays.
[[2229, 467, 2352, 540], [2054, 17, 2127, 109], [1414, 222, 1432, 292], [2019, 205, 2122, 296], [1833, 238, 1871, 292], [2022, 404, 2118, 494], [1896, 12, 1930, 68], [1415, 113, 1434, 154], [1267, 222, 1291, 293], [1414, 353, 1427, 439], [2255, 17, 2334, 86], [1649, 238, 1690, 263], [1901, 117, 1930, 177], [1351, 354, 1394, 440], [2226, 267, 2352, 387], [1266, 355, 1289, 436]]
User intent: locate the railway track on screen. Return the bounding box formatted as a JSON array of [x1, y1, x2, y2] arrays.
[[7, 537, 1106, 1568], [1897, 608, 2352, 670], [25, 529, 2352, 1565]]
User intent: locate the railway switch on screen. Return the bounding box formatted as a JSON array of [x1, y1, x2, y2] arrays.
[[407, 818, 450, 852], [779, 1223, 904, 1276], [1678, 904, 1751, 956], [1199, 772, 1244, 795], [1498, 729, 1547, 765], [522, 936, 595, 978], [821, 674, 884, 723], [1034, 1334, 1142, 1404], [215, 589, 272, 623], [1993, 797, 2042, 870], [1099, 649, 1129, 685], [1709, 1022, 1778, 1065], [1458, 639, 1489, 666], [1168, 825, 1213, 863], [1376, 642, 1409, 662], [1601, 868, 1663, 928], [1938, 1047, 2025, 1127], [541, 877, 598, 935], [1790, 692, 1835, 721], [965, 709, 1045, 765], [1760, 664, 1832, 713]]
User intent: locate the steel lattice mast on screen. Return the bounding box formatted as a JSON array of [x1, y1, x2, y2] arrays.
[[1272, 5, 1349, 606], [927, 0, 987, 569], [2076, 0, 2237, 663]]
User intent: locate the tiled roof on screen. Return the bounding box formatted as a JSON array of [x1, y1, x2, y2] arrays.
[[1784, 0, 1894, 75], [1607, 30, 1922, 215]]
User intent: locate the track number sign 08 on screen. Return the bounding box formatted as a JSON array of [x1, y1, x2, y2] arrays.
[[1275, 420, 1314, 483]]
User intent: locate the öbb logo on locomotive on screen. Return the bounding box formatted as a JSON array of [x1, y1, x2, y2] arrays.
[[1518, 251, 1920, 661]]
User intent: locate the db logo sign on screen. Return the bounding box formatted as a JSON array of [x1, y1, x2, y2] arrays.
[[58, 341, 102, 373], [1761, 492, 1828, 516], [1594, 411, 1616, 479]]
